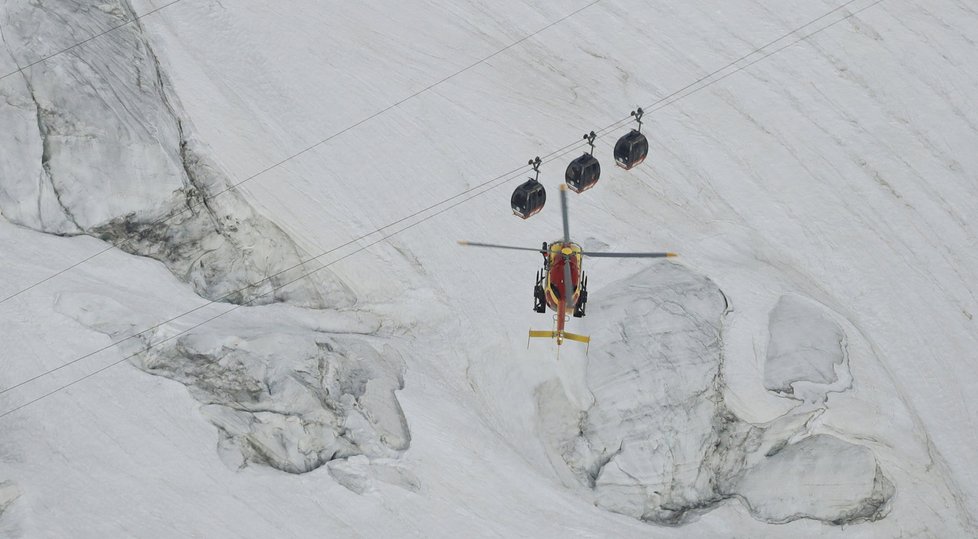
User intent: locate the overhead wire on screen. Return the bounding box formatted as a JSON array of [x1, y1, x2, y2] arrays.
[[0, 128, 599, 404], [591, 0, 876, 138], [0, 0, 886, 418], [0, 162, 529, 401], [0, 0, 188, 83], [0, 141, 591, 421], [0, 0, 868, 305], [0, 0, 603, 305]]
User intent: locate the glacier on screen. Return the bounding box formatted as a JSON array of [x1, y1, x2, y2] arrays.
[[2, 0, 977, 536]]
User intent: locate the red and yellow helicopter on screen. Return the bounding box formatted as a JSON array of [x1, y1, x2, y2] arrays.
[[459, 184, 676, 348]]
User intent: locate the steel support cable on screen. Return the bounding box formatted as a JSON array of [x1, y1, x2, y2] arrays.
[[0, 162, 528, 398], [0, 0, 878, 305], [0, 0, 886, 418], [0, 0, 872, 305], [591, 0, 875, 139], [592, 0, 886, 165], [0, 0, 603, 305], [0, 0, 186, 83], [0, 136, 590, 402], [0, 141, 590, 420]]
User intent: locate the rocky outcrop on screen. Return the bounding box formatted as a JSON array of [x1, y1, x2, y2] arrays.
[[0, 0, 352, 308], [732, 434, 894, 524], [1, 0, 403, 475], [764, 295, 851, 404], [155, 330, 410, 474], [55, 292, 410, 474], [557, 264, 737, 524], [538, 265, 892, 526]]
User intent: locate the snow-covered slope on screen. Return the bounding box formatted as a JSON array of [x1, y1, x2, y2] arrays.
[[0, 0, 353, 307], [2, 0, 977, 536]]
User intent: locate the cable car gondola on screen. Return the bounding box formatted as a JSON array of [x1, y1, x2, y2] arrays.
[[512, 156, 546, 219], [614, 108, 649, 170], [565, 131, 601, 193]]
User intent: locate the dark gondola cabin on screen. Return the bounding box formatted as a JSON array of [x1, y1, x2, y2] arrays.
[[511, 179, 546, 219], [565, 153, 601, 193], [614, 129, 648, 170]]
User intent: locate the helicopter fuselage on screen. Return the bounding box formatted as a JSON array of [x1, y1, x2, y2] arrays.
[[459, 180, 671, 348], [542, 241, 583, 312]]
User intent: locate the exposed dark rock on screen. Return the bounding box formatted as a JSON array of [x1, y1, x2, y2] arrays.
[[3, 0, 403, 477], [764, 295, 847, 396], [135, 324, 410, 474], [538, 265, 892, 527], [0, 0, 353, 308]]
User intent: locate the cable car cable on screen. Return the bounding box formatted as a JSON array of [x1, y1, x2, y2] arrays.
[[0, 141, 589, 421], [0, 0, 871, 305], [0, 0, 603, 306], [0, 0, 885, 414], [0, 140, 585, 404], [0, 0, 187, 83], [0, 162, 530, 400], [0, 0, 885, 418], [590, 0, 876, 140]]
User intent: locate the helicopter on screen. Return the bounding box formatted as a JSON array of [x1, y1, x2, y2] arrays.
[[459, 183, 676, 348]]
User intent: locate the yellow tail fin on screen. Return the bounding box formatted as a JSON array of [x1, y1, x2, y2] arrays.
[[527, 330, 590, 352], [561, 332, 590, 344]]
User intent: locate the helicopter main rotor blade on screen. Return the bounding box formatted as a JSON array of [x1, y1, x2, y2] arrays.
[[458, 241, 546, 254], [581, 251, 677, 258], [559, 184, 571, 244], [563, 253, 573, 306]]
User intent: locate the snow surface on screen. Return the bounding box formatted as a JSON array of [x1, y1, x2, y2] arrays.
[[2, 0, 978, 536]]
